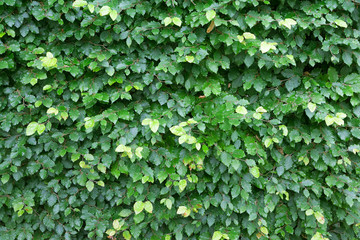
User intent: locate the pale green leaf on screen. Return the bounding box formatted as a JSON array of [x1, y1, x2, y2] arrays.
[[134, 201, 144, 215], [72, 0, 87, 7], [212, 231, 222, 240], [334, 19, 347, 28], [26, 122, 38, 136], [307, 102, 316, 112], [99, 6, 111, 16], [86, 181, 94, 192], [144, 201, 153, 213], [243, 32, 256, 39], [236, 106, 248, 115], [149, 119, 159, 133], [172, 17, 182, 26], [250, 166, 260, 178], [164, 17, 172, 26], [179, 179, 187, 192], [206, 10, 216, 21]]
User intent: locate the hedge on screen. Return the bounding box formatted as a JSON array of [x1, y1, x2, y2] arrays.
[[1, 0, 360, 239]]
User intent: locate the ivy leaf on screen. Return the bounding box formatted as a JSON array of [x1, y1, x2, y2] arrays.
[[26, 122, 39, 136], [206, 10, 216, 21]]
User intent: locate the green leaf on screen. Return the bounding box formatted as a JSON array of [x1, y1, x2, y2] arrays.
[[177, 206, 187, 214], [243, 32, 256, 39], [212, 231, 222, 240], [325, 115, 334, 126], [260, 41, 277, 53], [37, 124, 46, 135], [99, 6, 111, 16], [185, 55, 195, 63], [260, 226, 269, 235], [123, 231, 131, 240], [110, 10, 117, 21], [84, 119, 95, 129], [206, 10, 216, 21], [141, 118, 151, 125], [250, 166, 260, 178], [47, 107, 59, 115], [334, 19, 348, 28], [307, 102, 316, 112], [1, 174, 10, 184], [134, 201, 144, 215], [172, 17, 182, 26], [144, 201, 153, 213], [279, 18, 297, 29], [164, 17, 172, 26], [149, 119, 159, 133], [72, 0, 87, 8], [264, 138, 272, 148], [26, 122, 39, 136], [179, 179, 187, 192], [305, 209, 314, 216], [119, 209, 132, 217], [236, 106, 248, 115], [170, 126, 186, 136], [86, 181, 94, 192], [135, 147, 143, 158]]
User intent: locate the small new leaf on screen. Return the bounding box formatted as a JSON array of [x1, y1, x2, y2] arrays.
[[206, 10, 216, 21], [307, 102, 316, 112], [279, 18, 297, 29], [26, 122, 39, 136], [99, 6, 111, 16], [172, 17, 182, 27], [236, 106, 248, 115], [134, 201, 144, 215], [144, 201, 153, 213], [72, 0, 87, 8], [86, 181, 94, 192], [260, 41, 277, 53], [334, 19, 348, 28], [250, 166, 260, 178], [243, 32, 256, 39], [164, 17, 172, 26], [149, 119, 160, 133]]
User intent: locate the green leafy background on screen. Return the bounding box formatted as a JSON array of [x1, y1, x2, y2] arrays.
[[0, 0, 360, 239]]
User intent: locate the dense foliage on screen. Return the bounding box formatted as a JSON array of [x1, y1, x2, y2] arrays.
[[1, 0, 360, 239]]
